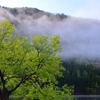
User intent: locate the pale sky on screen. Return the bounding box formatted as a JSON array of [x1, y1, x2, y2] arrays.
[[0, 0, 100, 20]]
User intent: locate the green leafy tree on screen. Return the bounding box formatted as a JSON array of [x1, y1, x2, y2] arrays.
[[0, 20, 74, 100]]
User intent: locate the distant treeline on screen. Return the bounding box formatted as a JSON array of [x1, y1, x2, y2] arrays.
[[57, 59, 100, 95]]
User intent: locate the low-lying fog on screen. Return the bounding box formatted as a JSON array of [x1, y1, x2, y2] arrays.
[[0, 7, 100, 60]]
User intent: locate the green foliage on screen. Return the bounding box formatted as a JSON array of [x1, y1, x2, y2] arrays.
[[0, 20, 74, 100]]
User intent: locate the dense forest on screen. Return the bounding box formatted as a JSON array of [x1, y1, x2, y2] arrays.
[[57, 58, 100, 95]]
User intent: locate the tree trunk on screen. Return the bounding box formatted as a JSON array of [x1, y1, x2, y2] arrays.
[[0, 89, 10, 100]]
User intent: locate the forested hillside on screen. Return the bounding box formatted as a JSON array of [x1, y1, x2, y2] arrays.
[[1, 6, 100, 60], [0, 6, 68, 25], [1, 6, 100, 95], [57, 59, 100, 95]]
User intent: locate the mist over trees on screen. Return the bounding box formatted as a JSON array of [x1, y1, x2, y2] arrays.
[[0, 6, 100, 99], [1, 6, 100, 60]]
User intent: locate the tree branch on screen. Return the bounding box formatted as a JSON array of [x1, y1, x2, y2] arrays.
[[9, 72, 36, 93], [0, 70, 6, 89], [5, 76, 21, 81]]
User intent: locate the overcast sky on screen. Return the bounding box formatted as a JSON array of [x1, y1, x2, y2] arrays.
[[1, 0, 100, 20]]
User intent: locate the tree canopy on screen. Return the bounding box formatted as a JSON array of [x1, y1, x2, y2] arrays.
[[0, 20, 74, 100]]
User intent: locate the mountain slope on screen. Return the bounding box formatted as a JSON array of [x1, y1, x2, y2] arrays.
[[0, 6, 100, 60]]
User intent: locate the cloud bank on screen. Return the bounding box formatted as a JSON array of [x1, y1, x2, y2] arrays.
[[0, 7, 100, 60]]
